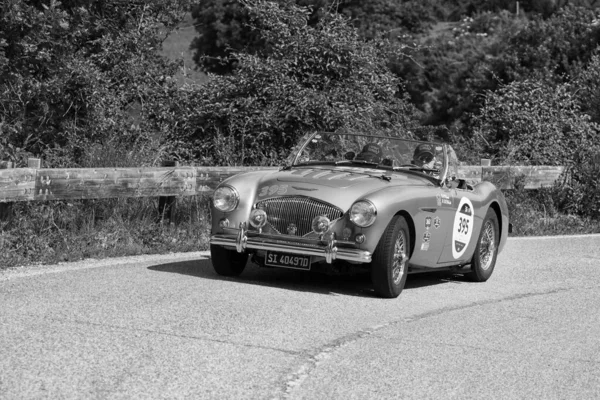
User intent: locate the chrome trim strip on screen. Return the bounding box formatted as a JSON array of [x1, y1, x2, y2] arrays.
[[221, 228, 355, 246], [210, 235, 372, 264]]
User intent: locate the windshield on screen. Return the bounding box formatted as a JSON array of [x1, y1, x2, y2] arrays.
[[292, 132, 448, 180]]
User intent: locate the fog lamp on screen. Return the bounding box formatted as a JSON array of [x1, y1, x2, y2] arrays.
[[355, 234, 366, 244], [312, 216, 331, 234], [249, 209, 268, 229], [219, 218, 230, 228]]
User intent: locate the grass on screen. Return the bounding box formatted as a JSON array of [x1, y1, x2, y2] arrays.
[[0, 196, 212, 268]]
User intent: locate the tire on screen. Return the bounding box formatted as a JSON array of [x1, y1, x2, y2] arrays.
[[210, 244, 248, 277], [467, 208, 499, 282], [371, 215, 410, 298]]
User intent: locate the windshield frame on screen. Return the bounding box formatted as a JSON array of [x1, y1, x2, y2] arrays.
[[291, 132, 449, 183]]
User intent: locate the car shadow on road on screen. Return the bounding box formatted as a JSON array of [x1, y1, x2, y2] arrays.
[[148, 258, 462, 299]]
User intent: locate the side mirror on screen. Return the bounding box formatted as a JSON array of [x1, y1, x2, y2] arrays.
[[344, 151, 355, 160]]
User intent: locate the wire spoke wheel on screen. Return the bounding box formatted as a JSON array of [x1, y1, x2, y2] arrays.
[[392, 233, 407, 285], [371, 215, 411, 298], [479, 220, 496, 271], [468, 208, 499, 282]]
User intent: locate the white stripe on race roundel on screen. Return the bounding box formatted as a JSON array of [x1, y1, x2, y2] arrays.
[[452, 197, 475, 259]]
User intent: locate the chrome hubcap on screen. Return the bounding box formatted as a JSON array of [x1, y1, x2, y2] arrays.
[[479, 220, 496, 270], [392, 232, 407, 284]]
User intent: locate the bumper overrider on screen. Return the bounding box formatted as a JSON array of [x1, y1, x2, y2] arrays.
[[210, 223, 372, 264]]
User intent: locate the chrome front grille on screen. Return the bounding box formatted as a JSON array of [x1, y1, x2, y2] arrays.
[[256, 196, 343, 236]]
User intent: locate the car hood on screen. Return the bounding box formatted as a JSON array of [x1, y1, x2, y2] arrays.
[[251, 166, 431, 210]]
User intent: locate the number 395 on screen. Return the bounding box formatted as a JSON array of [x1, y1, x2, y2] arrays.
[[457, 217, 469, 234]]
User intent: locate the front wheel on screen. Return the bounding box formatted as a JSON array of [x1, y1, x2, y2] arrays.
[[371, 215, 411, 298], [210, 244, 248, 276], [467, 208, 499, 282]]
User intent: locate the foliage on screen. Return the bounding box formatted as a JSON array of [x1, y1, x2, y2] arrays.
[[571, 52, 600, 124], [0, 0, 191, 167], [166, 0, 427, 166], [336, 0, 436, 39], [503, 183, 600, 236], [190, 0, 443, 74], [470, 80, 600, 165], [394, 6, 600, 130], [0, 197, 211, 268], [470, 78, 600, 219], [553, 148, 600, 219], [492, 6, 600, 84], [393, 11, 520, 126], [190, 0, 332, 74]]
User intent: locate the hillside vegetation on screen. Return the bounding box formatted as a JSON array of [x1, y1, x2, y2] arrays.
[[1, 0, 599, 267]]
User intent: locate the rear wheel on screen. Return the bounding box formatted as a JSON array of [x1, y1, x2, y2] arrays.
[[371, 215, 410, 298], [467, 208, 499, 282], [210, 244, 248, 276]]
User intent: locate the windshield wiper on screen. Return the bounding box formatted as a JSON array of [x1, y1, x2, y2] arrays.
[[338, 160, 380, 167], [293, 161, 338, 167]]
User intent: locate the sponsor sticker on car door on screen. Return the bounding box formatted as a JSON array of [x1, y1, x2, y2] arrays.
[[452, 197, 474, 259]]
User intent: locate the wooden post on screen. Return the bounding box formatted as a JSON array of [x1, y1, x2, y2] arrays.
[[158, 160, 179, 223], [0, 161, 14, 222]]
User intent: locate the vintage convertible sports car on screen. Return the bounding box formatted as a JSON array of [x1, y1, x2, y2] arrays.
[[210, 132, 509, 298]]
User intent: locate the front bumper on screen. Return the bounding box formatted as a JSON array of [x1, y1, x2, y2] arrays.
[[210, 223, 372, 264]]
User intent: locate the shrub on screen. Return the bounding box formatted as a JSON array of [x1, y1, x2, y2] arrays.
[[491, 6, 600, 83], [553, 148, 600, 219], [470, 79, 600, 165], [165, 0, 426, 166], [392, 10, 521, 126], [0, 0, 191, 167], [572, 52, 600, 125], [470, 78, 600, 219]]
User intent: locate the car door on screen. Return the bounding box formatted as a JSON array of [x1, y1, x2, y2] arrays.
[[408, 185, 457, 268]]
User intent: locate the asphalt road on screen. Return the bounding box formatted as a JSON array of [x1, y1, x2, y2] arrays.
[[1, 235, 599, 399]]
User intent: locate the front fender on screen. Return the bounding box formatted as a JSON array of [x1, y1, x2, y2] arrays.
[[352, 185, 435, 254]]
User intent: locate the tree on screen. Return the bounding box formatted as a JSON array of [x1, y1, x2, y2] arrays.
[[190, 0, 438, 74], [470, 79, 600, 165], [337, 0, 435, 39], [190, 0, 331, 74], [0, 0, 191, 167], [165, 0, 427, 166], [491, 6, 600, 84]]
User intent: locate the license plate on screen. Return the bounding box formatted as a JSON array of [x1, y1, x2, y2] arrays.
[[265, 251, 311, 270]]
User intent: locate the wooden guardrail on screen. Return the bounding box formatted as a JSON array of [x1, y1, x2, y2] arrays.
[[0, 161, 565, 203]]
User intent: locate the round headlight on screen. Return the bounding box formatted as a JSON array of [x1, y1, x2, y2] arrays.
[[349, 200, 377, 227], [249, 209, 267, 229], [213, 186, 239, 212]]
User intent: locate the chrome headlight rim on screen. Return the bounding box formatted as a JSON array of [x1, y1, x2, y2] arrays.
[[349, 200, 377, 227], [213, 185, 240, 212]]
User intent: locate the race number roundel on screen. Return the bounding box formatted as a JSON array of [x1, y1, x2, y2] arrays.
[[452, 197, 474, 259]]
